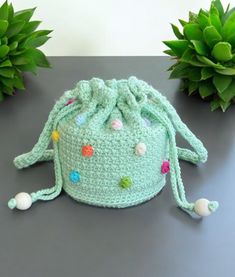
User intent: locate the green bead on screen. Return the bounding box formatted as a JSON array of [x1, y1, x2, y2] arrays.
[[119, 176, 132, 189]]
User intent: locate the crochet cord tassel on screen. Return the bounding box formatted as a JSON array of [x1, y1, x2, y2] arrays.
[[8, 91, 75, 210]]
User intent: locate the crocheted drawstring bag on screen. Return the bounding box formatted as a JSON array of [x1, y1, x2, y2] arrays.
[[8, 77, 218, 217]]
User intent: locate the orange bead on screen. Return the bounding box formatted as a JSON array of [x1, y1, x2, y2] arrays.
[[82, 145, 94, 157]]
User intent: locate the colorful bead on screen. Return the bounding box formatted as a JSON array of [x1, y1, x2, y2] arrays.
[[161, 160, 170, 174], [51, 130, 60, 142], [65, 99, 75, 106], [82, 145, 94, 157], [119, 176, 132, 189], [111, 119, 123, 130], [69, 171, 80, 183], [76, 114, 86, 126], [135, 142, 146, 156]]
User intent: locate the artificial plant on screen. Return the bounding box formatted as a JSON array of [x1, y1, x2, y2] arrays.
[[0, 1, 51, 101], [164, 0, 235, 111]]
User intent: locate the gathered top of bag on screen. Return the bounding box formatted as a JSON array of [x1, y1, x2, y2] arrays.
[[8, 77, 218, 218]]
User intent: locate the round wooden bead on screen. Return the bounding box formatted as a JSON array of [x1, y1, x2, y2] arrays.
[[14, 192, 32, 210], [194, 198, 211, 217]]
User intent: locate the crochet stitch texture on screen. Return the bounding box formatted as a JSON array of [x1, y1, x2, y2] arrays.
[[8, 77, 218, 216]]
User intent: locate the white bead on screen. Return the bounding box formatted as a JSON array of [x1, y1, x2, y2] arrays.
[[194, 198, 211, 217], [135, 143, 146, 156], [14, 192, 32, 210]]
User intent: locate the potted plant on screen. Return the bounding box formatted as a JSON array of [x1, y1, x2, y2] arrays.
[[0, 1, 51, 101], [163, 0, 235, 111]]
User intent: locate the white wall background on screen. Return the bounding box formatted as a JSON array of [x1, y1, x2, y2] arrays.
[[10, 0, 234, 56]]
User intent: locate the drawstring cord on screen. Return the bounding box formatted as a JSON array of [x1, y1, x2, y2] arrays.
[[145, 104, 218, 216], [8, 90, 77, 210]]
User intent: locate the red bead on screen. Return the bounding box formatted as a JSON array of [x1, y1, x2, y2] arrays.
[[82, 145, 94, 157]]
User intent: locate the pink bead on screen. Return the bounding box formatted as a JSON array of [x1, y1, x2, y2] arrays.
[[111, 119, 123, 130], [161, 160, 170, 174], [65, 99, 75, 106]]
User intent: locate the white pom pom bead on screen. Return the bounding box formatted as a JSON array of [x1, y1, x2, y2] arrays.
[[194, 198, 211, 217], [14, 192, 32, 210], [135, 143, 146, 156]]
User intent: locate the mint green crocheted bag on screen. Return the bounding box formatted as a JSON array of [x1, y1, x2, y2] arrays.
[[8, 77, 218, 217]]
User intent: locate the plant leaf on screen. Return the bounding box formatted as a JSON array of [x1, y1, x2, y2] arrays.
[[11, 54, 31, 65], [188, 81, 199, 95], [191, 40, 208, 55], [25, 48, 50, 68], [222, 9, 235, 40], [169, 62, 189, 79], [8, 3, 14, 21], [163, 40, 189, 57], [0, 1, 8, 20], [212, 42, 232, 61], [179, 19, 187, 27], [17, 62, 37, 74], [6, 20, 25, 38], [24, 35, 50, 48], [188, 68, 201, 81], [196, 55, 225, 69], [0, 59, 12, 67], [215, 67, 235, 75], [189, 12, 198, 23], [203, 26, 222, 48], [1, 77, 14, 88], [210, 98, 220, 111], [13, 75, 25, 89], [171, 23, 184, 39], [219, 100, 231, 112], [22, 21, 41, 34], [8, 41, 18, 51], [201, 67, 214, 80], [0, 19, 8, 37], [13, 8, 36, 23], [209, 3, 222, 32], [218, 80, 235, 102], [197, 9, 209, 30], [180, 48, 207, 67], [212, 0, 224, 18], [0, 68, 14, 78], [0, 45, 9, 58], [2, 84, 14, 95], [163, 49, 175, 56], [213, 74, 232, 93], [183, 24, 203, 40], [199, 81, 214, 98]]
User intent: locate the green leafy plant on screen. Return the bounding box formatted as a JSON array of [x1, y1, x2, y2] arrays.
[[163, 0, 235, 111], [0, 1, 52, 101]]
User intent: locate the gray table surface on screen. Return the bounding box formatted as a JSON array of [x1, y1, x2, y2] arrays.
[[0, 57, 234, 277]]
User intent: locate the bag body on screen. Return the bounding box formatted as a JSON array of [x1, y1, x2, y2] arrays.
[[8, 77, 218, 217]]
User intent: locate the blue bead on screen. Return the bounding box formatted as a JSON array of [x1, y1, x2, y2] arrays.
[[76, 114, 86, 126], [69, 171, 80, 183]]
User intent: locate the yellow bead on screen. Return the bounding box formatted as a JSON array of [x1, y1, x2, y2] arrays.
[[51, 130, 60, 142]]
